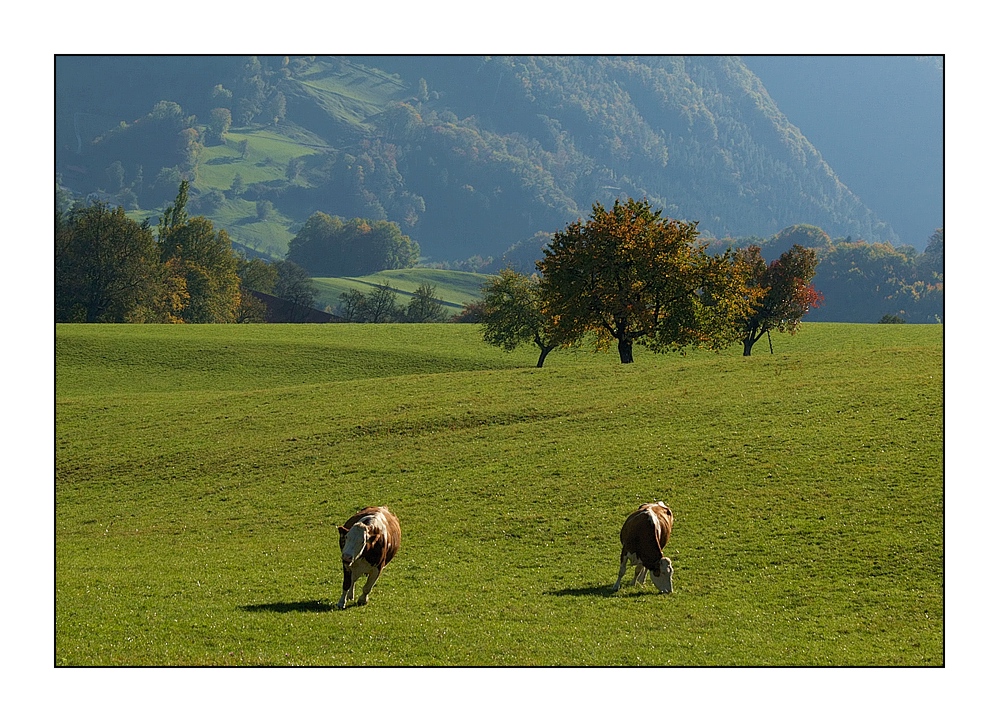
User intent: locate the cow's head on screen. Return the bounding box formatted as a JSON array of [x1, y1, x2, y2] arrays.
[[649, 557, 674, 594], [339, 522, 370, 566]]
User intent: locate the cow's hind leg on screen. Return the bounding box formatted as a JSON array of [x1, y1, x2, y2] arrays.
[[357, 567, 383, 606], [612, 548, 629, 591]]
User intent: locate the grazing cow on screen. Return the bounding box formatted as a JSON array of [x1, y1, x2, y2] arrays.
[[612, 501, 674, 594], [336, 506, 401, 609]]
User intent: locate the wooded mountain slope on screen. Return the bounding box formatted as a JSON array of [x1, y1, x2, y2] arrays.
[[743, 55, 942, 251], [56, 55, 922, 264]]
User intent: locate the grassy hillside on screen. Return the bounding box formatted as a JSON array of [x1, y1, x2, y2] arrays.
[[310, 268, 490, 314], [293, 58, 410, 130], [55, 323, 942, 665]]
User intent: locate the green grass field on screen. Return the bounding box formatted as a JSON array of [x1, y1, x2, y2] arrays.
[[55, 322, 943, 666]]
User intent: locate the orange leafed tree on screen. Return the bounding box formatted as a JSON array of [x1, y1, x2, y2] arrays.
[[736, 244, 823, 356]]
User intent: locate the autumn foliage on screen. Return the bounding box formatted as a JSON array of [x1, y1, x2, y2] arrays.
[[736, 244, 823, 356], [537, 198, 755, 363]]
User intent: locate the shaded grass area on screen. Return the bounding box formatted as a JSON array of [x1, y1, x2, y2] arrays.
[[55, 323, 943, 665]]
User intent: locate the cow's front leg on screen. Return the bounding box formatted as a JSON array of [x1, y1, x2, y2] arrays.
[[357, 567, 383, 606], [336, 565, 356, 609], [633, 564, 647, 586]]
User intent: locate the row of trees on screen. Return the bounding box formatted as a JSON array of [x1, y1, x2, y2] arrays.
[[56, 182, 315, 324], [337, 283, 450, 323], [706, 223, 943, 323], [477, 198, 822, 365]]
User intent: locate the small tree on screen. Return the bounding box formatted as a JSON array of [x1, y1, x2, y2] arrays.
[[286, 156, 306, 183], [404, 283, 449, 323], [207, 107, 232, 144], [264, 91, 287, 125], [338, 289, 368, 321], [736, 244, 823, 356], [230, 173, 246, 198], [480, 269, 576, 367], [452, 300, 483, 323], [256, 199, 274, 221], [105, 160, 125, 190], [878, 314, 905, 324], [273, 259, 317, 316], [365, 284, 400, 323]]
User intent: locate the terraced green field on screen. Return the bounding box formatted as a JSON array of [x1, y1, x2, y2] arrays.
[[311, 268, 491, 314], [55, 322, 943, 666]]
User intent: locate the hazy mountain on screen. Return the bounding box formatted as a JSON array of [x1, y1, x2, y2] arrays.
[[55, 55, 941, 264], [742, 55, 943, 250]]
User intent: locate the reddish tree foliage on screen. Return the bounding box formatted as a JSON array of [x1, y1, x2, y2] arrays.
[[737, 244, 823, 356]]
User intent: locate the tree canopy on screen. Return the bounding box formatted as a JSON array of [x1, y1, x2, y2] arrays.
[[157, 181, 242, 323], [56, 202, 168, 322], [287, 212, 420, 277], [538, 198, 752, 363], [479, 269, 577, 367]]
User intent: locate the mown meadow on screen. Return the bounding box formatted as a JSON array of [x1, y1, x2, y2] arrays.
[[55, 322, 943, 666]]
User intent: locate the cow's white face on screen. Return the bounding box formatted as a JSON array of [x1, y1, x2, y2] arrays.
[[341, 524, 369, 565], [651, 558, 674, 593]]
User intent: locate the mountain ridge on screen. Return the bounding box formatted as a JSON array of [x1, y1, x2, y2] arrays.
[[55, 55, 938, 264]]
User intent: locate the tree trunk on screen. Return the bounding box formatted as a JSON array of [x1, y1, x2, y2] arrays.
[[536, 345, 554, 368], [743, 337, 754, 356], [618, 337, 634, 364]]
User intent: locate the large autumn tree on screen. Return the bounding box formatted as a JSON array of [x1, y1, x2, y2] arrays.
[[537, 198, 752, 364], [736, 244, 823, 356], [479, 269, 578, 367]]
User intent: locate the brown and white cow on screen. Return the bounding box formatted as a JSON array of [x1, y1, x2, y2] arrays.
[[336, 506, 401, 609], [612, 501, 674, 594]]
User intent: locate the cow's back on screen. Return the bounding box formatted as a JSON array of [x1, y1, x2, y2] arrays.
[[621, 507, 654, 547], [621, 502, 672, 551], [644, 502, 673, 548], [343, 506, 383, 530], [379, 507, 401, 565]]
